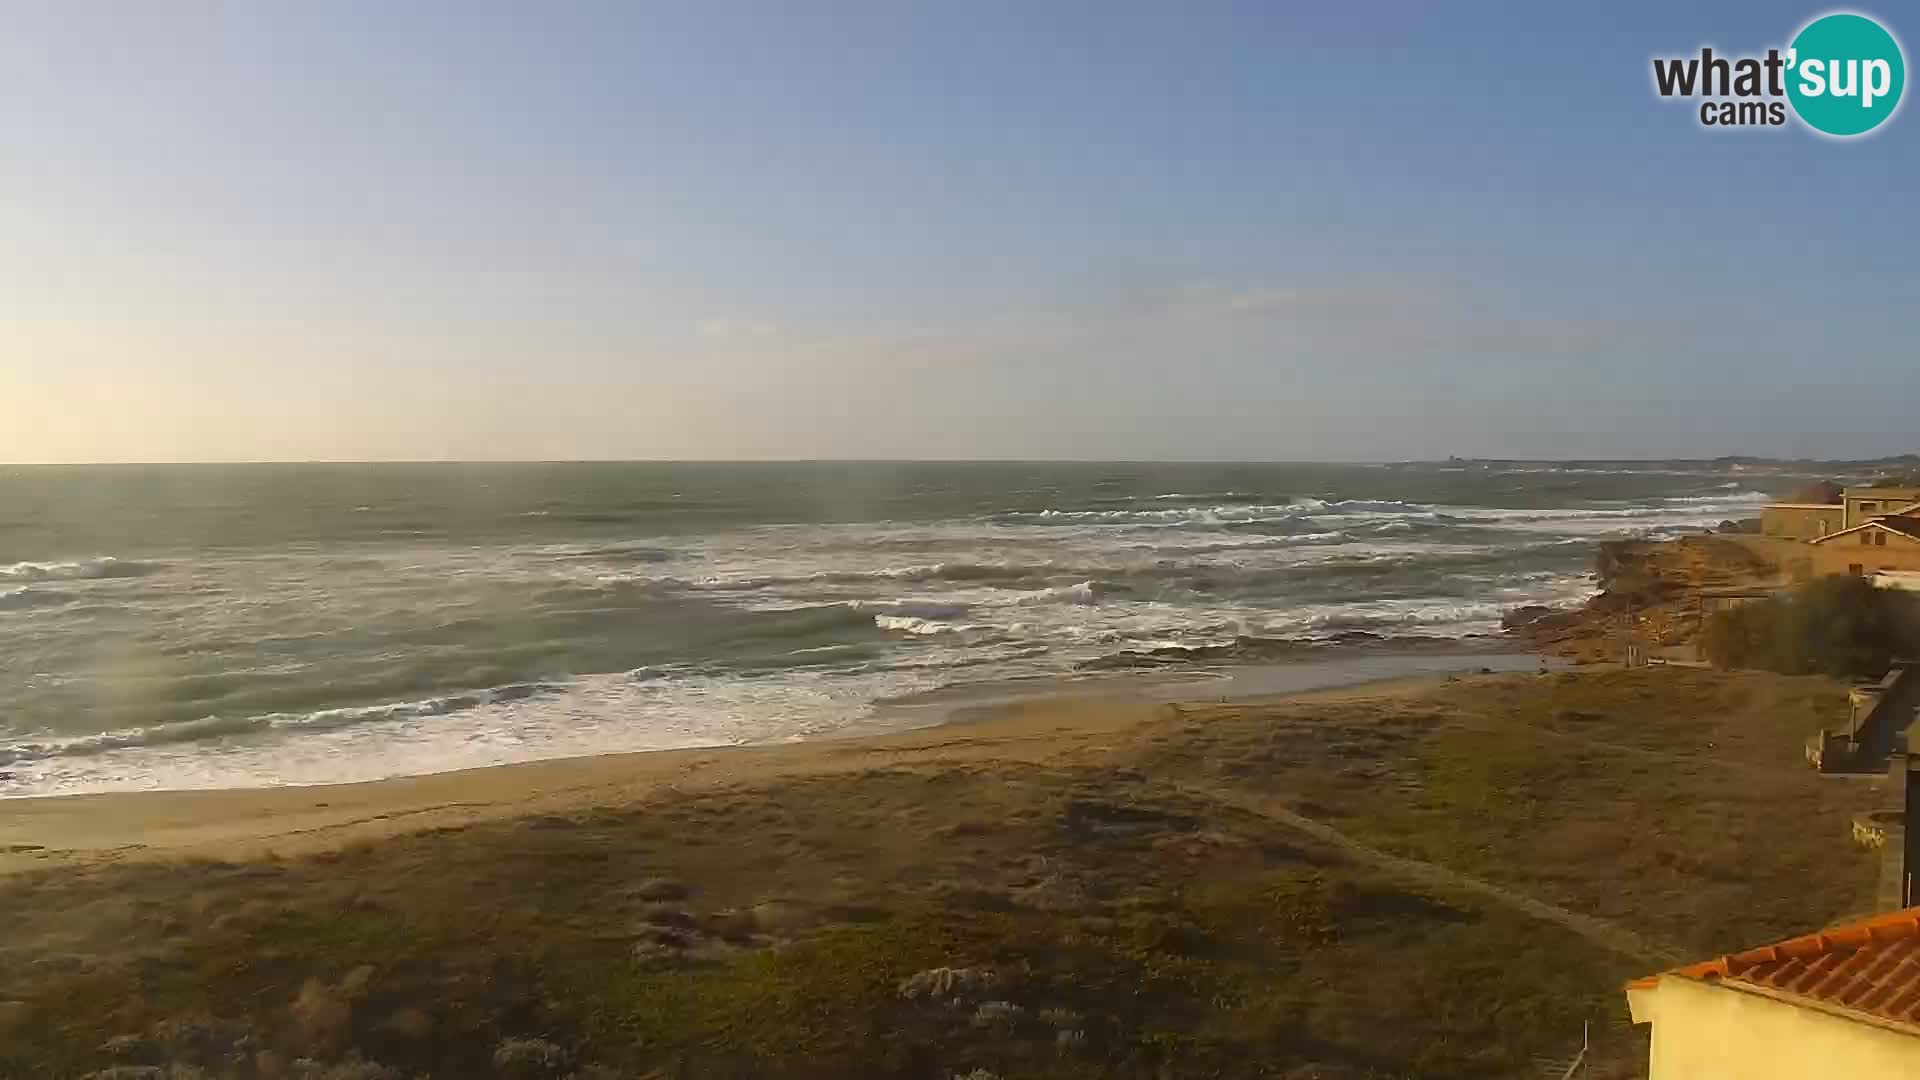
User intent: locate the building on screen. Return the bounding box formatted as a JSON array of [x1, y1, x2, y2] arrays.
[[1760, 501, 1843, 541], [1761, 485, 1920, 542], [1626, 908, 1920, 1078], [1758, 486, 1920, 575], [1806, 518, 1920, 577], [1845, 487, 1920, 531], [1630, 727, 1920, 1078]]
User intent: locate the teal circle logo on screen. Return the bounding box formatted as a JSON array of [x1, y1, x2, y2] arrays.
[[1787, 13, 1905, 136]]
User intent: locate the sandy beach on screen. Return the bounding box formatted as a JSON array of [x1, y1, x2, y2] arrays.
[[0, 660, 1490, 877], [0, 662, 1885, 1078]]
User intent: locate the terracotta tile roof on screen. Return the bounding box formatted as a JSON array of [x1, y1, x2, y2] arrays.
[[1629, 908, 1920, 1031]]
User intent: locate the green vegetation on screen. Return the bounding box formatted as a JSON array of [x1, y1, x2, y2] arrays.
[[1701, 575, 1920, 676], [1137, 668, 1874, 958], [0, 785, 1621, 1079], [0, 669, 1878, 1080]]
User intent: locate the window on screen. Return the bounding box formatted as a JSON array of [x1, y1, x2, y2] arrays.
[[1861, 532, 1875, 545], [1859, 501, 1879, 514], [1875, 532, 1887, 546], [1850, 564, 1866, 576]]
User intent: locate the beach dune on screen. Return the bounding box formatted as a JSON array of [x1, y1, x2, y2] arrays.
[[0, 665, 1880, 1079], [0, 669, 1462, 876]]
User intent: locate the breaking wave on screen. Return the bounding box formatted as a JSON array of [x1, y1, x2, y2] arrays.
[[0, 556, 158, 581], [1655, 490, 1772, 504], [852, 599, 972, 621], [872, 614, 972, 635], [0, 682, 559, 766], [990, 499, 1436, 527], [0, 463, 1779, 796]]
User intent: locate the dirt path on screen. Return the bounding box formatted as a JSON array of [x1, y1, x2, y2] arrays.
[[1179, 782, 1686, 968]]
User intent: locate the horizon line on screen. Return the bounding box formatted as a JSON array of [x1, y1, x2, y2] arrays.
[[3, 454, 1915, 468]]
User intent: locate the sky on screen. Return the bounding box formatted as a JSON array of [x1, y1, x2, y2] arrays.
[[1, 1, 1915, 463]]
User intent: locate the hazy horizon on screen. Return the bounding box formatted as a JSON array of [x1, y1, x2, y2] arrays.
[[5, 2, 1915, 464], [4, 453, 1915, 469]]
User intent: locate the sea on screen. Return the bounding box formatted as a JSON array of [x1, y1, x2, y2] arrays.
[[0, 461, 1779, 796]]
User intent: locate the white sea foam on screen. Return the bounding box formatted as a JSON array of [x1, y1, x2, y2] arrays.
[[1016, 580, 1100, 606], [873, 614, 968, 635], [1, 666, 960, 795], [0, 556, 156, 581], [0, 475, 1769, 798], [0, 682, 557, 767], [1654, 490, 1772, 504], [852, 599, 972, 621], [992, 499, 1435, 526]]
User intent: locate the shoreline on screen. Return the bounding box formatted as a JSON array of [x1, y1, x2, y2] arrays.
[[0, 633, 1553, 801], [0, 660, 1872, 1078], [0, 650, 1543, 877]]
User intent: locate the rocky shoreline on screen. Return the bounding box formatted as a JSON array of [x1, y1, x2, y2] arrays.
[[1505, 534, 1780, 663], [1076, 532, 1786, 672]]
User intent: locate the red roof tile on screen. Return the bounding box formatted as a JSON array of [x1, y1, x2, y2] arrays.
[[1629, 908, 1920, 1030]]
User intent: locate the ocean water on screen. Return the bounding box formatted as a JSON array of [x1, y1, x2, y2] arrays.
[[0, 461, 1774, 796]]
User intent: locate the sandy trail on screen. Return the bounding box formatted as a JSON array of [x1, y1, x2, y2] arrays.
[[0, 667, 1689, 975], [1176, 782, 1685, 966]]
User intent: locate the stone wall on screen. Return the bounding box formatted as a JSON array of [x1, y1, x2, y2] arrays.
[[1811, 664, 1919, 775], [1760, 504, 1840, 541], [1880, 731, 1915, 912]]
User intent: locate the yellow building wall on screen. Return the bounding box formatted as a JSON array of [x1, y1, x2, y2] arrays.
[[1630, 977, 1920, 1079], [1845, 488, 1920, 529], [1760, 504, 1840, 540], [1808, 529, 1920, 576]]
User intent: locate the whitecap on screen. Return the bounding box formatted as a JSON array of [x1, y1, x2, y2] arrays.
[[0, 556, 157, 581], [850, 599, 971, 620], [0, 681, 560, 767]]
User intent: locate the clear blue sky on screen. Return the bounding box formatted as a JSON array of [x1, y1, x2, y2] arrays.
[[2, 2, 1913, 462]]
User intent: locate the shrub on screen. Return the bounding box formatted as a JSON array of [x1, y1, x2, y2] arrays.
[[969, 1001, 1025, 1031], [1702, 576, 1920, 676], [491, 1037, 570, 1079], [1787, 480, 1843, 504], [897, 967, 996, 1004]]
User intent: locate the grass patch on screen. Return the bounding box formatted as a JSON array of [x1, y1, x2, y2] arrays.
[[0, 668, 1875, 1078]]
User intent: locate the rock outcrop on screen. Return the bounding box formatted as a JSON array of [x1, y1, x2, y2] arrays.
[[1510, 536, 1780, 663]]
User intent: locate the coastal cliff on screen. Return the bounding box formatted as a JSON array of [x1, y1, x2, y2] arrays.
[[1509, 535, 1781, 662]]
